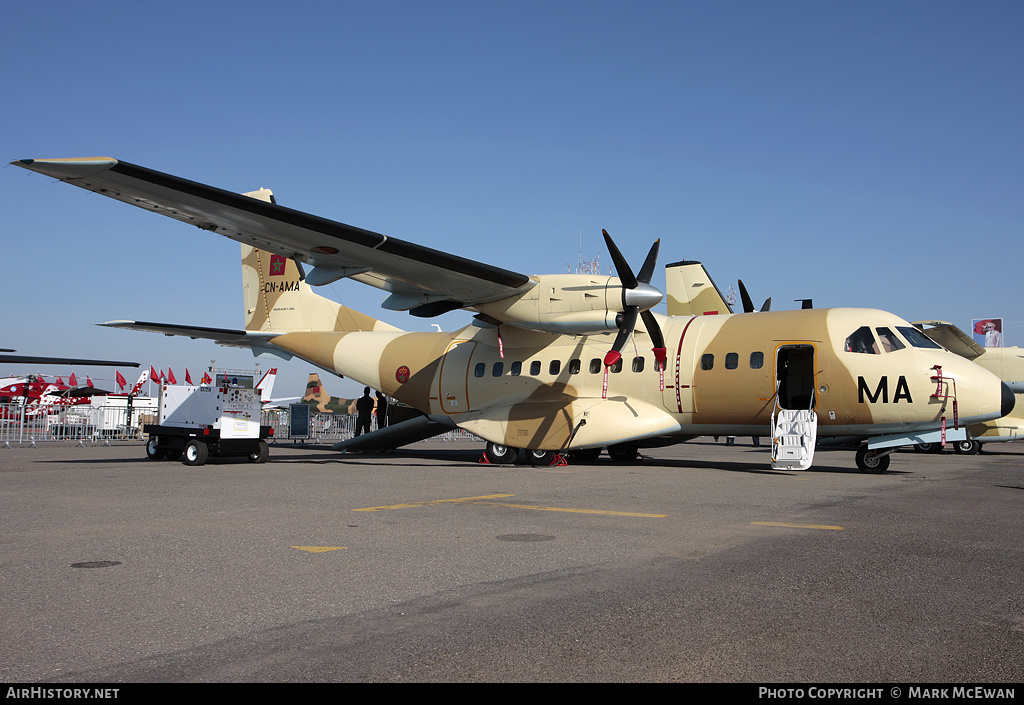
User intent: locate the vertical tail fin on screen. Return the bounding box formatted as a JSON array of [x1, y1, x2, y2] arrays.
[[240, 188, 401, 334], [665, 260, 733, 317]]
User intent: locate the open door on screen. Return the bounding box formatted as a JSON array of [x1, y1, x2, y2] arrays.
[[771, 345, 818, 470]]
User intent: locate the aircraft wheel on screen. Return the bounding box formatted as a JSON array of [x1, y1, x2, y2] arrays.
[[913, 442, 939, 453], [569, 447, 602, 463], [247, 440, 270, 463], [145, 437, 165, 460], [485, 442, 518, 464], [856, 446, 890, 473], [183, 439, 209, 466], [526, 449, 555, 465], [953, 439, 980, 455], [608, 442, 639, 462]]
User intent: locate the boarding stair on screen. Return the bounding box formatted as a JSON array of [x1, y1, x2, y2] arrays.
[[771, 405, 817, 470]]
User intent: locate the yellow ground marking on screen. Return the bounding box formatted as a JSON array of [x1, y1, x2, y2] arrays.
[[353, 494, 516, 512], [473, 501, 665, 518], [752, 521, 844, 531], [292, 546, 348, 553], [353, 493, 665, 518]]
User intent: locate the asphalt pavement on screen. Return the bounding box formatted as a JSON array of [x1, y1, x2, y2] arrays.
[[1, 438, 1022, 683]]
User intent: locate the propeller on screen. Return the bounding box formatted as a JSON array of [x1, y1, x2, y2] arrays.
[[601, 229, 667, 370], [738, 279, 771, 313]]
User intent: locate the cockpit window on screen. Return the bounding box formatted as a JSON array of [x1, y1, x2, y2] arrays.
[[896, 326, 943, 349], [875, 327, 906, 352], [845, 326, 878, 354]]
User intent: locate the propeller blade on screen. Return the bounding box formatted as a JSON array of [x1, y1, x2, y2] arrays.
[[636, 239, 660, 284], [738, 279, 755, 313], [602, 230, 638, 289], [640, 310, 667, 369], [604, 307, 637, 367]]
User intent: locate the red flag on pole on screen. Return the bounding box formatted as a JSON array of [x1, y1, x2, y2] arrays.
[[69, 372, 78, 387], [116, 371, 127, 391], [168, 368, 177, 385], [185, 369, 193, 385], [150, 365, 160, 382]]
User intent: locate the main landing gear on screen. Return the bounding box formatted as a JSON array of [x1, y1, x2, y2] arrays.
[[482, 441, 640, 465]]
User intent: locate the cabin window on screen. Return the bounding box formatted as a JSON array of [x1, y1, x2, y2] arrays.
[[609, 359, 622, 373], [492, 362, 503, 377], [750, 352, 764, 369], [474, 363, 486, 378], [590, 358, 602, 374], [530, 360, 541, 375], [897, 326, 942, 349], [632, 357, 645, 373], [700, 353, 714, 370], [844, 327, 878, 354], [875, 327, 905, 353], [568, 359, 581, 374], [549, 360, 561, 375], [510, 361, 522, 376], [725, 352, 739, 370]]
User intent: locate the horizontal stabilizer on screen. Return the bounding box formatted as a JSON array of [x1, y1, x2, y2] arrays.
[[98, 320, 287, 357], [331, 415, 456, 452]]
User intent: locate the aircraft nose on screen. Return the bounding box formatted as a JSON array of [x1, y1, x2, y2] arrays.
[[1002, 382, 1016, 418]]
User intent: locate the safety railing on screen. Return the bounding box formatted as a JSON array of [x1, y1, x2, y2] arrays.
[[1, 403, 479, 446]]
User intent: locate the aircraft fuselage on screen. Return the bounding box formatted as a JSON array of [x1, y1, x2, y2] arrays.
[[271, 307, 1009, 452]]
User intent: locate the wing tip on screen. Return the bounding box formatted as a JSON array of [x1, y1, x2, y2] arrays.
[[12, 157, 118, 179]]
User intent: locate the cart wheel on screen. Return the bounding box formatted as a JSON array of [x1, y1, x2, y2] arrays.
[[247, 440, 270, 463], [145, 437, 165, 460], [183, 439, 209, 466]]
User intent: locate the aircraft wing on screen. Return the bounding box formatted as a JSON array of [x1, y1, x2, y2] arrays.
[[0, 352, 139, 367], [14, 158, 534, 316], [99, 320, 289, 358], [913, 320, 986, 360]]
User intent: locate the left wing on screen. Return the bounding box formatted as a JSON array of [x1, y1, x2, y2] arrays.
[[14, 158, 533, 316]]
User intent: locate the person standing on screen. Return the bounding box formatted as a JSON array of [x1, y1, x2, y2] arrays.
[[375, 391, 388, 430], [355, 387, 374, 436]]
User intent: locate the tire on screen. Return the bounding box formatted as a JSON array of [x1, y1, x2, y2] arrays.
[[953, 439, 980, 455], [569, 447, 602, 463], [145, 437, 165, 460], [485, 442, 518, 464], [856, 446, 890, 473], [914, 442, 938, 453], [247, 439, 270, 463], [607, 442, 639, 462], [183, 439, 209, 466], [526, 449, 555, 465]]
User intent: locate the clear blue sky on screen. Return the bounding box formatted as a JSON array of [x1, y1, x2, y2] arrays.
[[4, 1, 1022, 398]]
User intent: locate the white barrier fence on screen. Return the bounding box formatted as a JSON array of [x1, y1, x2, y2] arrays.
[[1, 402, 478, 446]]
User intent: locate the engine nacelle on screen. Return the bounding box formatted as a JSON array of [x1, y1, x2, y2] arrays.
[[473, 273, 633, 335]]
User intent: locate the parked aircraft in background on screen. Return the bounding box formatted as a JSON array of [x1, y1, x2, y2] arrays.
[[912, 321, 1024, 452], [298, 373, 360, 414], [0, 349, 138, 367], [15, 157, 1015, 472]]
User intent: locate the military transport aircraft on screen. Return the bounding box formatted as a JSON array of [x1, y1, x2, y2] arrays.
[[13, 157, 1015, 472]]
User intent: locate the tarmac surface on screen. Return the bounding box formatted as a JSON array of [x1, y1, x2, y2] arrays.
[[1, 437, 1022, 683]]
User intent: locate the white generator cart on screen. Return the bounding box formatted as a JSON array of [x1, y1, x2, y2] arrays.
[[143, 369, 271, 465]]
